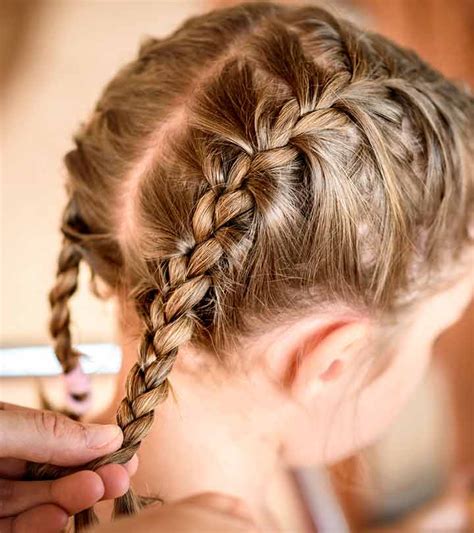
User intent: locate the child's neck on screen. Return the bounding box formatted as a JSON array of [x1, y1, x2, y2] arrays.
[[97, 343, 312, 531]]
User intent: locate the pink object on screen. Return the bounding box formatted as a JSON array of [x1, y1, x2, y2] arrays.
[[63, 364, 92, 415]]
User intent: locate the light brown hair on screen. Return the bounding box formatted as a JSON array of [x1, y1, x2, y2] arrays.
[[28, 1, 473, 528]]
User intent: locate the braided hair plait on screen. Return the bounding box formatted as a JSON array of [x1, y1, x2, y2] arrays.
[[110, 144, 275, 518], [43, 191, 88, 376], [254, 20, 435, 304], [40, 194, 96, 421], [48, 238, 82, 374], [25, 72, 285, 527], [40, 178, 256, 526], [26, 201, 96, 525], [85, 57, 312, 526], [28, 24, 363, 530]]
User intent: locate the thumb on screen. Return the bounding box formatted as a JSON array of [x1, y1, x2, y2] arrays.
[[0, 405, 123, 466]]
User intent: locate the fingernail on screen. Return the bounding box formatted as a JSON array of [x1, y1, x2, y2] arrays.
[[86, 424, 123, 449]]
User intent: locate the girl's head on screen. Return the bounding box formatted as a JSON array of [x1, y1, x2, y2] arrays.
[[43, 0, 472, 524]]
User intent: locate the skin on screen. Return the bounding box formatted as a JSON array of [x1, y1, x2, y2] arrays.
[[94, 493, 258, 533], [0, 402, 138, 533], [94, 267, 473, 531]]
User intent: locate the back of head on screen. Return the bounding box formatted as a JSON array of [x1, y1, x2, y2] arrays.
[[36, 1, 473, 527]]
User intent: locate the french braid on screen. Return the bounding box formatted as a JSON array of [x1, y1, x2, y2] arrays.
[[27, 2, 473, 531]]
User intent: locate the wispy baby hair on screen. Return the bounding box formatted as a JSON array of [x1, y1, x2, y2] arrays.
[[28, 1, 473, 528]]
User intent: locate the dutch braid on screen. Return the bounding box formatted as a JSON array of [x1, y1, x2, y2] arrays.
[[111, 96, 312, 518], [30, 54, 329, 526]]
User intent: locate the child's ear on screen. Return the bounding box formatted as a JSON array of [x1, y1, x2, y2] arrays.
[[265, 318, 370, 401]]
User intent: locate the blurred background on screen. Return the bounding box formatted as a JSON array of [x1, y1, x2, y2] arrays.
[[1, 0, 473, 531]]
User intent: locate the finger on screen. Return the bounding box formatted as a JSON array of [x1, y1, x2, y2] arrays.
[[0, 402, 37, 413], [0, 409, 123, 465], [96, 464, 130, 500], [0, 459, 25, 479], [96, 455, 139, 499], [0, 504, 68, 533], [0, 470, 105, 517], [122, 454, 139, 477], [0, 458, 138, 514], [0, 455, 137, 491], [0, 459, 137, 481]]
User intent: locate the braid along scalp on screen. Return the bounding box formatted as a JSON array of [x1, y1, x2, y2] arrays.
[[30, 1, 473, 529], [111, 58, 300, 514]]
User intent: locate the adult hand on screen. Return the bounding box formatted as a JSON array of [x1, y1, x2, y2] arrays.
[[93, 493, 259, 533], [0, 401, 137, 533]]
